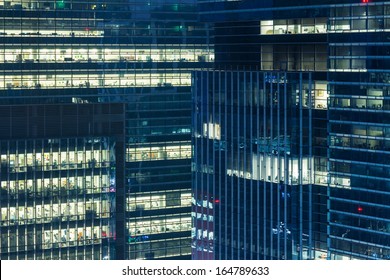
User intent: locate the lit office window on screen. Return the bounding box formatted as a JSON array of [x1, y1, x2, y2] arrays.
[[260, 18, 327, 35]]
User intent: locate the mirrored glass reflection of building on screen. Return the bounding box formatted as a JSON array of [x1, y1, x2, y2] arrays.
[[0, 0, 213, 259], [194, 0, 390, 260]]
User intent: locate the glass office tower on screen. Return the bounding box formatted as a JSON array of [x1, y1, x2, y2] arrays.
[[0, 0, 213, 259], [0, 103, 125, 260], [193, 70, 318, 260], [194, 0, 389, 260], [327, 2, 390, 260]]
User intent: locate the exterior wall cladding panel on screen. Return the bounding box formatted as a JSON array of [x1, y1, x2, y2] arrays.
[[193, 0, 390, 260], [0, 0, 213, 259]]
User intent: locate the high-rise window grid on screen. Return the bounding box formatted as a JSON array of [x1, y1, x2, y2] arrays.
[[0, 137, 116, 260]]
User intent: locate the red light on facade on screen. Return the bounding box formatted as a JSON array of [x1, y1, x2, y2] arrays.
[[214, 199, 220, 204], [362, 0, 369, 3], [357, 206, 363, 213]]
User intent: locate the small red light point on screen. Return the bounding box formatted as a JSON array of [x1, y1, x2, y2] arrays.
[[358, 206, 363, 213], [214, 199, 220, 203]]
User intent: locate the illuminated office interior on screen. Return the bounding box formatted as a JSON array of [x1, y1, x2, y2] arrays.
[[0, 136, 117, 259], [0, 0, 213, 260]]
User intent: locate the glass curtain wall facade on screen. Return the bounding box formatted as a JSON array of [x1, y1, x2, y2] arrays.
[[0, 0, 213, 259], [0, 103, 125, 260], [195, 0, 389, 260], [327, 2, 390, 260], [192, 70, 319, 260]]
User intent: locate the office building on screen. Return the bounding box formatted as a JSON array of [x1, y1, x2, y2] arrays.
[[192, 70, 326, 260], [193, 0, 389, 260], [0, 0, 213, 259], [0, 103, 125, 260]]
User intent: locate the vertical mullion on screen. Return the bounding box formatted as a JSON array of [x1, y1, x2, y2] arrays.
[[299, 72, 303, 260], [249, 71, 253, 260], [224, 70, 228, 260], [308, 73, 313, 260], [262, 72, 267, 259], [283, 72, 288, 258], [236, 70, 241, 259], [230, 70, 234, 260], [277, 72, 281, 259], [217, 70, 222, 260], [243, 71, 247, 259], [269, 73, 274, 259], [256, 71, 261, 260]]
